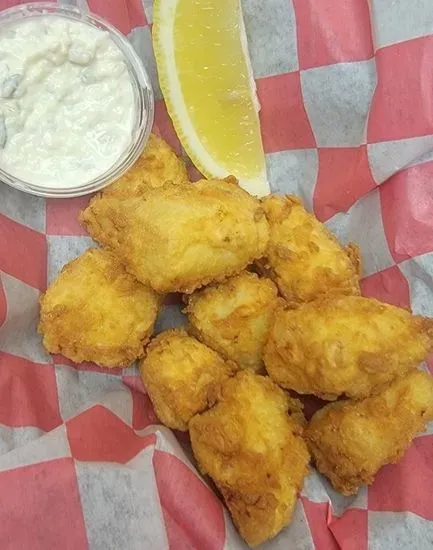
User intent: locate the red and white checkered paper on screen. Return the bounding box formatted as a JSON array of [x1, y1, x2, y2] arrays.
[[1, 0, 433, 548]]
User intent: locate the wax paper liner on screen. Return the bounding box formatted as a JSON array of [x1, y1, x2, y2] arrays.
[[1, 0, 433, 548]]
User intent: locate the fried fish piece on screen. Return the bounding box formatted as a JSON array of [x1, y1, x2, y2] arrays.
[[189, 371, 310, 547], [140, 329, 237, 430], [185, 271, 280, 373], [104, 133, 189, 198], [258, 194, 360, 307], [39, 248, 161, 368], [264, 296, 433, 400], [306, 370, 433, 495], [80, 178, 269, 294]]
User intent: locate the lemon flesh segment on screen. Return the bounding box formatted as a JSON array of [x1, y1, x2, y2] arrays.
[[154, 0, 269, 197]]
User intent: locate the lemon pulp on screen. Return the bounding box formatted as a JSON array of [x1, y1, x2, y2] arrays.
[[153, 0, 268, 196]]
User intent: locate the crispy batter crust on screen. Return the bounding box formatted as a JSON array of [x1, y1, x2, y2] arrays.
[[264, 296, 433, 400], [39, 248, 161, 367], [185, 271, 281, 373], [190, 371, 310, 547], [306, 370, 433, 495], [140, 329, 237, 430], [258, 194, 361, 306], [103, 133, 189, 198], [80, 178, 269, 294]]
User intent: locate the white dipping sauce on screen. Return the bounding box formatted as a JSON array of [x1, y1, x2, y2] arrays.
[[0, 16, 136, 188]]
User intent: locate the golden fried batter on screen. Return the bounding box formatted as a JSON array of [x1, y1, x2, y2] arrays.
[[264, 296, 433, 400], [39, 248, 161, 368], [185, 271, 280, 373], [104, 133, 189, 198], [140, 329, 237, 431], [306, 370, 433, 495], [189, 371, 310, 547], [258, 194, 360, 306], [80, 178, 269, 294]]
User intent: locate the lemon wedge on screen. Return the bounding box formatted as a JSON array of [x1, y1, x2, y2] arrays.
[[153, 0, 269, 197]]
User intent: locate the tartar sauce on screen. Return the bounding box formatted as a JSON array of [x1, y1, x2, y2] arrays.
[[0, 16, 135, 188]]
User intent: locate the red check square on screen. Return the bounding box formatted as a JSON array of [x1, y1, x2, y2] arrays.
[[369, 435, 433, 520], [368, 37, 433, 142], [313, 146, 376, 222], [330, 509, 368, 550], [154, 100, 182, 155], [188, 163, 204, 182], [360, 265, 410, 308], [301, 498, 339, 550], [293, 0, 373, 70], [298, 394, 328, 422], [0, 277, 6, 328], [153, 450, 226, 550], [0, 458, 88, 550], [0, 214, 47, 292], [67, 404, 155, 463], [0, 352, 62, 431], [165, 293, 182, 306], [46, 196, 91, 237], [256, 73, 316, 153], [87, 0, 147, 35], [123, 375, 159, 430], [380, 161, 433, 263]]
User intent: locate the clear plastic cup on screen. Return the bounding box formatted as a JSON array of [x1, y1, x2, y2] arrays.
[[0, 2, 154, 198]]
